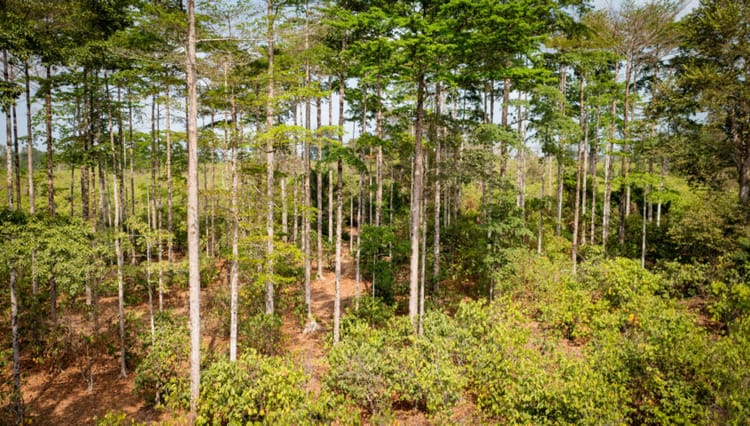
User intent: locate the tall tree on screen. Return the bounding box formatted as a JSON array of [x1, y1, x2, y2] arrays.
[[185, 0, 201, 419]]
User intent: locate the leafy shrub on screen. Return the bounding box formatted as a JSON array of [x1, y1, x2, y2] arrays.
[[239, 313, 285, 356], [589, 295, 714, 424], [579, 257, 662, 307], [134, 314, 189, 407], [326, 313, 465, 416], [457, 299, 626, 424], [708, 316, 750, 424], [197, 350, 308, 425], [655, 260, 711, 297], [709, 280, 750, 326], [341, 295, 396, 331]]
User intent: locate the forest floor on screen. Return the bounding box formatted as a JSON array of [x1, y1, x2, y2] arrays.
[[13, 233, 366, 425]]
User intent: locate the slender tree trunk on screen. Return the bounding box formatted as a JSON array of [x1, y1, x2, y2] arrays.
[[538, 156, 546, 254], [317, 97, 324, 279], [282, 173, 288, 243], [303, 3, 313, 321], [46, 65, 54, 217], [4, 49, 13, 209], [229, 89, 240, 362], [657, 158, 665, 227], [619, 58, 632, 245], [10, 267, 23, 424], [572, 76, 586, 274], [418, 155, 427, 335], [186, 0, 201, 417], [500, 77, 510, 177], [516, 98, 526, 211], [265, 0, 276, 315], [641, 189, 647, 268], [11, 80, 21, 211], [25, 63, 34, 214], [165, 83, 174, 262], [355, 169, 363, 309], [328, 169, 333, 243], [376, 76, 383, 226], [333, 158, 343, 344], [433, 82, 441, 286], [409, 74, 425, 329], [590, 101, 600, 245]]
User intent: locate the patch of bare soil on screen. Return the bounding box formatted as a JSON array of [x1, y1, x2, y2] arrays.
[[282, 235, 369, 396]]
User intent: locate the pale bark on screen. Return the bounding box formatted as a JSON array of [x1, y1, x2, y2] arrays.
[[317, 97, 324, 279], [46, 65, 54, 218], [433, 83, 441, 285], [572, 76, 586, 275], [11, 267, 23, 424], [333, 158, 343, 344], [265, 0, 276, 315], [106, 76, 127, 378], [409, 75, 425, 329], [229, 90, 240, 362], [186, 0, 201, 417], [4, 50, 13, 209], [376, 76, 383, 227], [538, 157, 546, 255], [165, 84, 174, 263]]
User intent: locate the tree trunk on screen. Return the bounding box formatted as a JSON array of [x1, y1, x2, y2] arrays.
[[229, 89, 240, 362], [317, 97, 324, 279], [516, 97, 526, 211], [10, 267, 23, 424], [572, 76, 586, 275], [433, 83, 441, 286], [333, 158, 343, 344], [376, 76, 383, 227], [165, 83, 174, 263], [46, 65, 55, 218], [12, 97, 21, 210], [619, 58, 632, 246], [4, 49, 13, 209], [265, 0, 276, 315], [304, 6, 313, 319], [355, 169, 363, 309], [186, 0, 201, 417], [409, 74, 425, 329], [538, 157, 546, 254]]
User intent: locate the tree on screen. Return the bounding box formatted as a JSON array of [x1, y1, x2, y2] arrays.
[[185, 0, 201, 419], [679, 0, 750, 213]]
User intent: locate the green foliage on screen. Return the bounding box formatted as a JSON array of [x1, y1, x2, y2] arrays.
[[326, 313, 465, 417], [709, 281, 750, 326], [359, 225, 401, 303], [134, 314, 189, 407], [197, 351, 310, 425], [709, 316, 750, 424], [457, 298, 627, 424], [589, 295, 714, 425], [579, 257, 662, 307], [239, 313, 285, 356]]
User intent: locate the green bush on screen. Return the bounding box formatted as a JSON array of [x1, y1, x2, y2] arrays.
[[589, 295, 714, 425], [134, 315, 189, 407], [708, 316, 750, 424], [326, 313, 465, 416], [457, 299, 626, 424], [197, 350, 309, 425], [240, 313, 285, 356], [579, 257, 662, 307]]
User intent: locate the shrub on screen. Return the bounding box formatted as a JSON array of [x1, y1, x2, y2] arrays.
[[197, 350, 309, 425], [134, 315, 189, 407], [589, 295, 714, 424], [579, 257, 662, 307], [457, 299, 626, 424], [326, 313, 465, 416]]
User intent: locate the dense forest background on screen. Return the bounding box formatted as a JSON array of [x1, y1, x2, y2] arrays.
[[2, 0, 750, 424]]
